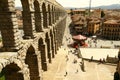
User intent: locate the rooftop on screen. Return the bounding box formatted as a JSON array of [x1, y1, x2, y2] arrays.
[[104, 20, 120, 24]]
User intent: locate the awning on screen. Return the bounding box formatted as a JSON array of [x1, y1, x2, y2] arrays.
[[72, 35, 87, 40]]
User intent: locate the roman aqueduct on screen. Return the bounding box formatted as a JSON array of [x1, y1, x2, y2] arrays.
[[0, 0, 67, 80]]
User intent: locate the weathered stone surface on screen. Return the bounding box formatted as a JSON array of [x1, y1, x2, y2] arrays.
[[0, 0, 67, 80]]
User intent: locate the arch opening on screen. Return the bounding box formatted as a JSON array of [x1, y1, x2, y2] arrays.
[[25, 46, 40, 80], [34, 0, 43, 32], [15, 0, 24, 39], [1, 63, 24, 80], [42, 3, 48, 28], [48, 4, 52, 26]]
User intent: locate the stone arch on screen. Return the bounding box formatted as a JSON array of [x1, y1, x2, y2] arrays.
[[45, 32, 52, 63], [1, 63, 24, 80], [48, 4, 52, 26], [25, 45, 40, 80], [34, 0, 43, 32], [42, 3, 48, 28], [38, 38, 48, 71], [21, 0, 35, 39]]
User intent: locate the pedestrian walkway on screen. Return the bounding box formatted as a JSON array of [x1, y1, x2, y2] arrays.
[[42, 15, 116, 80], [42, 47, 68, 80]]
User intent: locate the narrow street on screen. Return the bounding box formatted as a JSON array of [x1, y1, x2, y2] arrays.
[[43, 15, 116, 80]]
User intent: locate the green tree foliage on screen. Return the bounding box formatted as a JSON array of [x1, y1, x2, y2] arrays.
[[0, 71, 5, 80], [70, 9, 74, 15], [101, 10, 105, 18]]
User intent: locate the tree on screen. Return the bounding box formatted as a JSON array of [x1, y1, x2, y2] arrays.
[[101, 10, 105, 18]]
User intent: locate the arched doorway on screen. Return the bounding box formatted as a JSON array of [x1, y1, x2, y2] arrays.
[[25, 46, 40, 80], [1, 63, 24, 80], [38, 38, 48, 71]]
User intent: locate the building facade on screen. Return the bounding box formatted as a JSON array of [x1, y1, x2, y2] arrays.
[[72, 9, 86, 16], [0, 0, 67, 80], [70, 14, 86, 35], [87, 19, 100, 36], [102, 20, 120, 40]]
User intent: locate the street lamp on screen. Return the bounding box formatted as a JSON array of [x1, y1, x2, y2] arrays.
[[88, 0, 92, 17]]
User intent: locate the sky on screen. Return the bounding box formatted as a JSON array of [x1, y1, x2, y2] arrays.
[[15, 0, 119, 8], [56, 0, 119, 8]]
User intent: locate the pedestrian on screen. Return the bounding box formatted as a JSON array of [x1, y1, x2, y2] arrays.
[[73, 59, 77, 64], [103, 58, 105, 63], [64, 71, 68, 77], [99, 58, 102, 64], [66, 55, 69, 61], [64, 48, 66, 50], [68, 50, 70, 55], [75, 69, 78, 73], [90, 56, 93, 62], [81, 61, 85, 72], [114, 71, 119, 80]]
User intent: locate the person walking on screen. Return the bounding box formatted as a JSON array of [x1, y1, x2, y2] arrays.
[[64, 71, 68, 77]]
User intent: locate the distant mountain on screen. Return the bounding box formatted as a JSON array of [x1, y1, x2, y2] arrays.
[[65, 4, 120, 9], [92, 4, 120, 9]]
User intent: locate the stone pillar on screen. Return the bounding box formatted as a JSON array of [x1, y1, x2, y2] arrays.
[[40, 7, 44, 31], [53, 29, 57, 54], [22, 65, 30, 80], [40, 44, 48, 71], [0, 1, 21, 51], [46, 37, 52, 63], [50, 33, 55, 58], [55, 40, 59, 50]]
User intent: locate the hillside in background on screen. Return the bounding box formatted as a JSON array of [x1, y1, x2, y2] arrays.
[[92, 4, 120, 9], [65, 4, 120, 9]]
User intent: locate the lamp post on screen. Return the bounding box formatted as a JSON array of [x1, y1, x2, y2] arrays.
[[88, 0, 92, 17]]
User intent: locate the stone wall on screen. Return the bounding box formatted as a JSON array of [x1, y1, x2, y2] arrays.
[[0, 0, 67, 80]]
